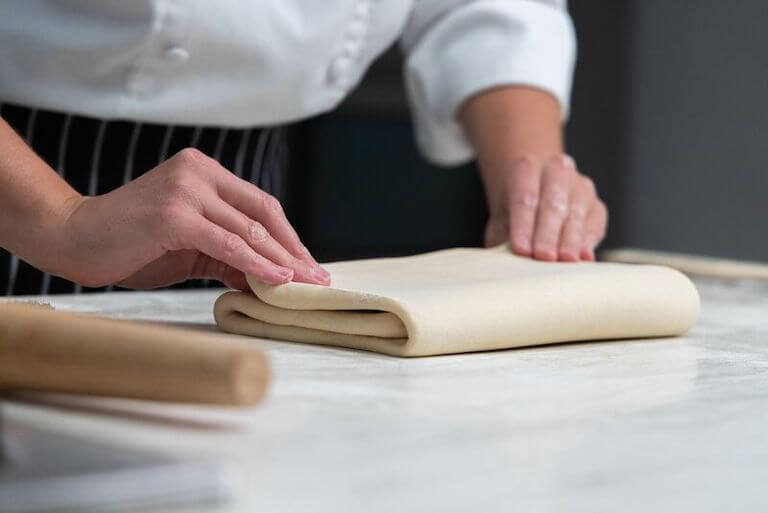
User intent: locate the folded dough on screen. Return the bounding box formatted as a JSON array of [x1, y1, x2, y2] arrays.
[[213, 246, 700, 357]]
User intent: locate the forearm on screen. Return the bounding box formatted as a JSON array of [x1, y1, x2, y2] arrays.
[[0, 117, 81, 273], [459, 86, 563, 214]]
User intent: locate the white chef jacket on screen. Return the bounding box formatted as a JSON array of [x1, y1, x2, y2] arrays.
[[0, 1, 575, 165]]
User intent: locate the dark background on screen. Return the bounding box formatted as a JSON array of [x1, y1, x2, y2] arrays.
[[285, 0, 768, 263]]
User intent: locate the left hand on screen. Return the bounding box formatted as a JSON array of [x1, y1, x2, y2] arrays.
[[483, 153, 607, 262]]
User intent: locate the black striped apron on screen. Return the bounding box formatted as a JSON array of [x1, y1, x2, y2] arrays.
[[0, 102, 287, 296]]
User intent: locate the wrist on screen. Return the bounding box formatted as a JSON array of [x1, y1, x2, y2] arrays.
[[0, 188, 84, 280], [0, 118, 86, 278], [46, 193, 90, 280], [29, 192, 86, 279], [460, 86, 563, 161]]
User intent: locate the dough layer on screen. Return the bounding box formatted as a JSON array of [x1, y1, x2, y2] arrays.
[[214, 246, 700, 357]]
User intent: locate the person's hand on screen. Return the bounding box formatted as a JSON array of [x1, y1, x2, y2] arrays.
[[483, 153, 607, 262], [55, 148, 330, 290]]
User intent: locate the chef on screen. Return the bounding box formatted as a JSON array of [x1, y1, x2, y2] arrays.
[[0, 0, 606, 296]]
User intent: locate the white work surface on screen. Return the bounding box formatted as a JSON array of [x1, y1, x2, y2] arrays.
[[4, 278, 768, 512]]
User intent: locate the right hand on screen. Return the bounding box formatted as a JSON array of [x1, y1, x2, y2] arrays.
[[54, 148, 330, 291]]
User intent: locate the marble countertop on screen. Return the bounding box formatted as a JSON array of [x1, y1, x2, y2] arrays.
[[3, 277, 767, 512]]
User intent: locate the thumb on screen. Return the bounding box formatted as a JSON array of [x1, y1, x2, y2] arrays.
[[190, 255, 251, 291]]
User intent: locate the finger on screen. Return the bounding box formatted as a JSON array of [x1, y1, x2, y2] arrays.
[[532, 155, 577, 261], [557, 177, 595, 262], [215, 172, 322, 268], [204, 199, 330, 285], [179, 214, 294, 285], [506, 155, 542, 256], [582, 201, 608, 261]]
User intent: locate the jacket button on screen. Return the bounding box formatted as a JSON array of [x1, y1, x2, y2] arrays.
[[342, 39, 363, 59], [327, 56, 351, 85], [164, 46, 190, 64]]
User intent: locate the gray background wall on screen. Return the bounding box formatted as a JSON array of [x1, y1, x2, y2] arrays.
[[288, 0, 768, 263], [622, 0, 768, 260]]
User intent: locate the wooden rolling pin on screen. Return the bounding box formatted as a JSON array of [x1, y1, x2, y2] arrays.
[[0, 302, 269, 405]]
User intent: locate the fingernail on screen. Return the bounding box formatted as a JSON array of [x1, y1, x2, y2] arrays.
[[535, 247, 557, 261], [561, 154, 575, 168], [311, 267, 330, 283]]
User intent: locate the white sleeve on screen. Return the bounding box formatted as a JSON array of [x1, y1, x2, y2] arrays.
[[401, 0, 576, 166]]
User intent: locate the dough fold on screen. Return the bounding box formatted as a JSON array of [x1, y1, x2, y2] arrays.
[[213, 246, 700, 357]]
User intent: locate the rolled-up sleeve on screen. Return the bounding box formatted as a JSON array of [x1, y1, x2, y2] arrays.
[[401, 0, 576, 166]]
